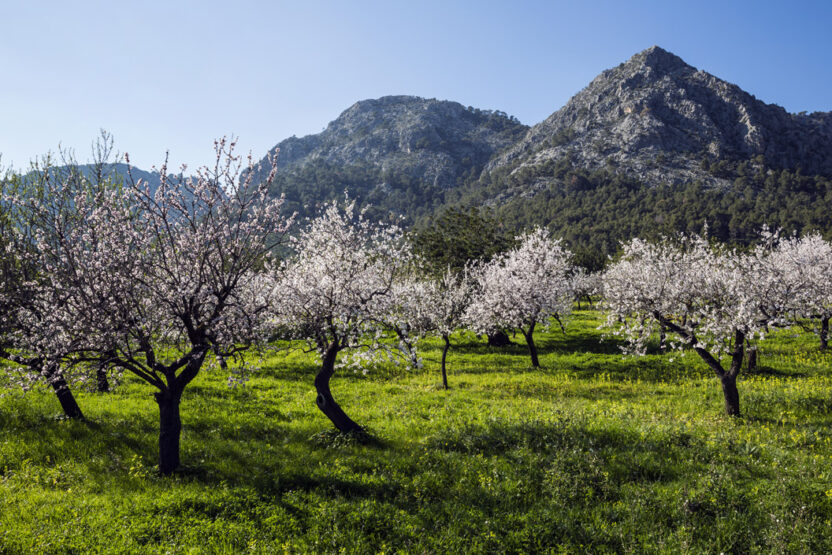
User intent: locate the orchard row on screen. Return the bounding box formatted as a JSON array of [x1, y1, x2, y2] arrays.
[[2, 142, 829, 473]]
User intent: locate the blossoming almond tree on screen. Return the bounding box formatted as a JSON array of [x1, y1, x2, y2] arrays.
[[425, 269, 473, 389], [0, 169, 87, 419], [769, 233, 832, 350], [571, 267, 602, 309], [268, 200, 411, 433], [388, 267, 473, 388], [465, 228, 574, 368], [379, 275, 433, 371], [16, 139, 292, 474], [602, 235, 794, 416]]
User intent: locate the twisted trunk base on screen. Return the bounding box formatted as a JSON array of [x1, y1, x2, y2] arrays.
[[315, 345, 363, 433]]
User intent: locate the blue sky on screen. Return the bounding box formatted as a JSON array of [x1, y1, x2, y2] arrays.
[[1, 0, 830, 171]]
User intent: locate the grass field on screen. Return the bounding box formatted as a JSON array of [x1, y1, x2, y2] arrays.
[[1, 309, 831, 553]]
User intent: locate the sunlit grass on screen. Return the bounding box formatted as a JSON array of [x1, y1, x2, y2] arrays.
[[1, 309, 831, 552]]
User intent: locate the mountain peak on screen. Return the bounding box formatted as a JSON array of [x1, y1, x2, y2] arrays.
[[627, 45, 691, 74], [485, 45, 832, 187], [349, 95, 424, 110]]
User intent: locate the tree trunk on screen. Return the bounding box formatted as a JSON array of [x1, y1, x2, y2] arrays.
[[820, 317, 829, 351], [155, 389, 182, 475], [395, 326, 419, 369], [524, 323, 540, 368], [659, 324, 667, 352], [96, 363, 110, 393], [654, 313, 744, 418], [441, 334, 450, 390], [487, 331, 512, 347], [42, 365, 84, 420], [720, 374, 741, 417], [314, 343, 363, 433], [721, 330, 745, 417], [746, 346, 757, 373]]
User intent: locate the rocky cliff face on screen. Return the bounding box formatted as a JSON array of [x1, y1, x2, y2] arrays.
[[486, 46, 832, 189], [245, 96, 527, 207]]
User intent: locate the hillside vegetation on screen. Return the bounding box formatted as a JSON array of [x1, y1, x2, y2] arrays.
[[455, 159, 832, 259]]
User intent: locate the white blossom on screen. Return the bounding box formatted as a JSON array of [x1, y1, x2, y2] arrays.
[[265, 200, 411, 431], [465, 227, 574, 367]]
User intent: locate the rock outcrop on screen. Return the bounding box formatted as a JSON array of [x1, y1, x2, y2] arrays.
[[244, 96, 527, 219], [486, 46, 832, 189]]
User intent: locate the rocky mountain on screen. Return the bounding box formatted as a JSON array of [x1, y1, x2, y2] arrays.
[[484, 46, 832, 192], [243, 47, 832, 259], [244, 96, 527, 222]]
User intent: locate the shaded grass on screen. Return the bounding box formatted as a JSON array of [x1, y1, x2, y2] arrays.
[[1, 309, 831, 553]]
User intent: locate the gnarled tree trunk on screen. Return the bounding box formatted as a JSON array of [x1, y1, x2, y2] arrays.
[[820, 317, 829, 351], [152, 347, 207, 475], [654, 312, 745, 417], [721, 330, 745, 417], [315, 342, 363, 433], [720, 374, 741, 417]]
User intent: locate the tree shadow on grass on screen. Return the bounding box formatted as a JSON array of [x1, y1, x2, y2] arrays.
[[423, 415, 774, 484], [439, 332, 624, 358], [744, 364, 808, 379], [184, 412, 756, 502], [437, 348, 713, 385], [0, 404, 159, 483], [743, 393, 832, 426]]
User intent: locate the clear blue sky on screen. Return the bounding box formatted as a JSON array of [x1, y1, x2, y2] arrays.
[[1, 0, 830, 171]]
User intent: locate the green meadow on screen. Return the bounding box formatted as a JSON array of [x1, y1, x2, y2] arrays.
[[1, 309, 831, 553]]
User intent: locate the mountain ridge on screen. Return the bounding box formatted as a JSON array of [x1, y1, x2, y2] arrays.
[[485, 45, 832, 192], [234, 46, 832, 256], [243, 95, 527, 222]]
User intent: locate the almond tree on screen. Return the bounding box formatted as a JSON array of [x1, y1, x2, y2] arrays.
[[380, 275, 432, 371], [602, 235, 792, 416], [15, 139, 292, 474], [769, 233, 832, 350], [428, 269, 473, 389], [0, 168, 86, 419], [465, 228, 574, 367], [571, 267, 602, 309], [389, 268, 473, 389], [268, 201, 411, 433]]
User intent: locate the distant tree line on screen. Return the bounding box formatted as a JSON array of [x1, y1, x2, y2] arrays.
[[446, 155, 832, 266]]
